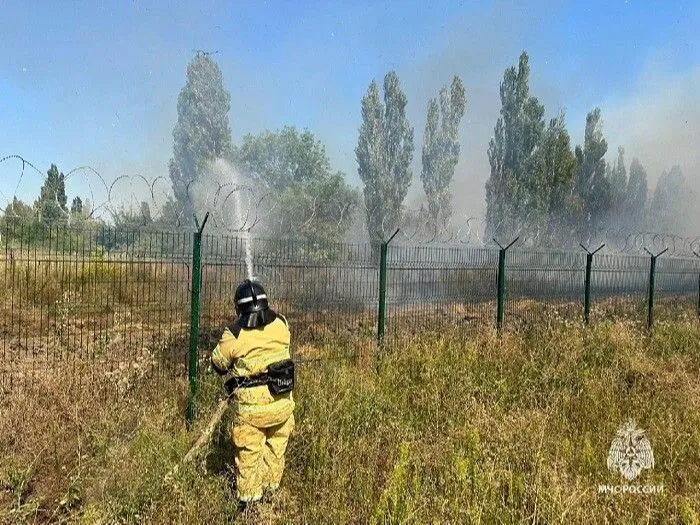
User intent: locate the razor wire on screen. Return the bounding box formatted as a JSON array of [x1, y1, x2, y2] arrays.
[[1, 154, 699, 255], [2, 154, 699, 400]]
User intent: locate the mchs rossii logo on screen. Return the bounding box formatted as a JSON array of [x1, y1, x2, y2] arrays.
[[598, 419, 664, 495]]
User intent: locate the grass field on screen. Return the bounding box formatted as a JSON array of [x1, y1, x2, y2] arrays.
[[2, 316, 700, 524]]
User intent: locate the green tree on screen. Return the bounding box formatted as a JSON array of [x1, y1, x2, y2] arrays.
[[68, 196, 95, 230], [610, 147, 627, 199], [527, 113, 578, 244], [110, 202, 153, 229], [98, 202, 154, 251], [237, 127, 331, 191], [154, 197, 185, 228], [70, 196, 83, 215], [169, 52, 233, 222], [2, 197, 34, 220], [420, 76, 467, 234], [139, 201, 152, 224], [485, 52, 545, 241], [276, 174, 359, 245], [1, 197, 37, 243], [650, 166, 696, 235], [35, 164, 68, 224], [236, 127, 359, 244], [356, 71, 414, 244], [1, 197, 35, 230], [625, 158, 648, 226], [574, 108, 610, 233], [608, 146, 627, 223]]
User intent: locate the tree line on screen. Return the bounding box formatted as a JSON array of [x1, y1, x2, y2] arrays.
[[167, 51, 696, 246], [3, 51, 696, 250], [166, 53, 468, 245], [485, 52, 696, 245]]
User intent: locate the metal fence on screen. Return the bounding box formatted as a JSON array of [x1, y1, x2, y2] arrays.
[[1, 221, 699, 407]]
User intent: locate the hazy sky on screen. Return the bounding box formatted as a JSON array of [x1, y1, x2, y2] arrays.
[[1, 0, 698, 216]]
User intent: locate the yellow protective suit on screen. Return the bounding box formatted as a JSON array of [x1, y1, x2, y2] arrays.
[[211, 314, 295, 502]]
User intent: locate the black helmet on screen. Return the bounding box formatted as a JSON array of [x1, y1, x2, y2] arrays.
[[234, 279, 276, 328]]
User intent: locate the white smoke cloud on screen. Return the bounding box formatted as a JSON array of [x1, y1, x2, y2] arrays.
[[398, 43, 700, 236], [602, 62, 700, 235], [602, 63, 700, 191]]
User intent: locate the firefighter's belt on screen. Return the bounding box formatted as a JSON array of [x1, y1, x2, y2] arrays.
[[224, 359, 295, 396]]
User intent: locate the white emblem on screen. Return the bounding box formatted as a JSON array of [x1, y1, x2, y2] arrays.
[[607, 419, 654, 481]]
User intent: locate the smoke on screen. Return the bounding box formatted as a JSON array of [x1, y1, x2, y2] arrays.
[[396, 5, 532, 220], [4, 3, 698, 242], [396, 37, 700, 239], [602, 62, 700, 235], [602, 64, 699, 186]]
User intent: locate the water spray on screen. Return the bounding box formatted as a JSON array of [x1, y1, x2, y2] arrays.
[[210, 158, 255, 280]]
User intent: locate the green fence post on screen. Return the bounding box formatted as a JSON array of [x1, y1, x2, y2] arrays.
[[644, 247, 668, 330], [187, 212, 209, 429], [580, 243, 605, 324], [377, 229, 400, 345], [494, 236, 519, 333], [694, 251, 700, 317], [496, 248, 506, 332], [647, 254, 656, 330]]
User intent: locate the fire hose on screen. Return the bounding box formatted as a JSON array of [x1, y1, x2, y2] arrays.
[[164, 396, 230, 484], [164, 361, 294, 484], [164, 371, 284, 482]]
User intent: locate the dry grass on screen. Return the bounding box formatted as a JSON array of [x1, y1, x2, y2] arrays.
[[2, 317, 700, 523]]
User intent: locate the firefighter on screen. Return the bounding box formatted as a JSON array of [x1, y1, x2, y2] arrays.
[[210, 279, 295, 503]]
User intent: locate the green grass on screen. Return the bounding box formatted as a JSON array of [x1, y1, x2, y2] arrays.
[[3, 319, 700, 523]]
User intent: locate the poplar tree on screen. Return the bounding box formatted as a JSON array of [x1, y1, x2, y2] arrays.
[[169, 52, 233, 221], [485, 52, 545, 240], [625, 158, 648, 226], [574, 108, 610, 233], [421, 76, 466, 233], [35, 164, 68, 224], [356, 72, 414, 244]]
